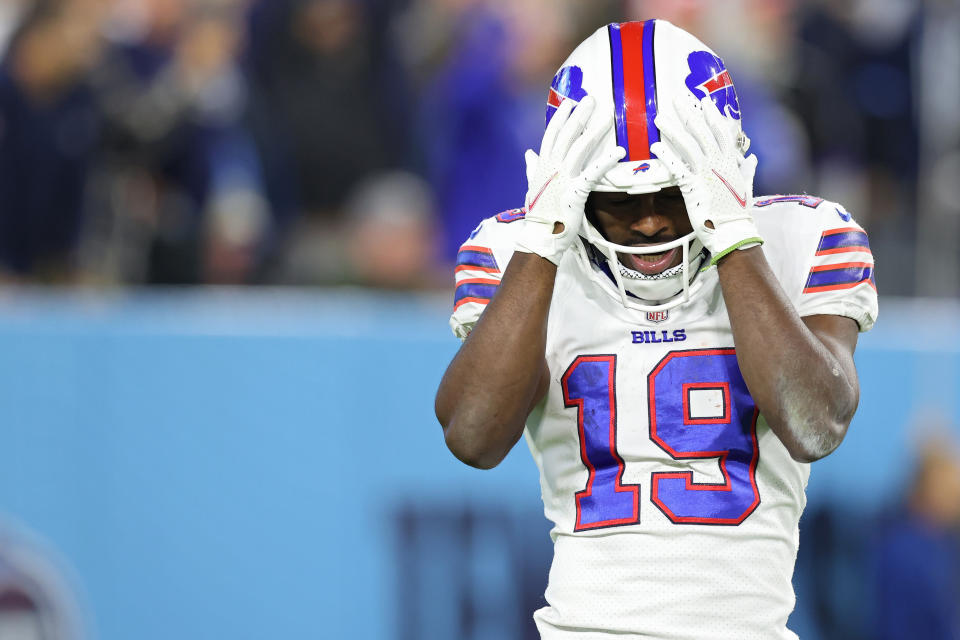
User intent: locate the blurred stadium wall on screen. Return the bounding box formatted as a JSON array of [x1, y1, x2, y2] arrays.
[[0, 290, 954, 640]]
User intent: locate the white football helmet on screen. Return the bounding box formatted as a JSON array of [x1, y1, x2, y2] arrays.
[[544, 19, 749, 311]]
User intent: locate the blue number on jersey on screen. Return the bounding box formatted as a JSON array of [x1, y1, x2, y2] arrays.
[[562, 355, 641, 530], [648, 349, 760, 524], [563, 349, 760, 529]]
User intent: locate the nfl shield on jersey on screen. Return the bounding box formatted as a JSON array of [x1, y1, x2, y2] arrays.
[[450, 196, 877, 639]]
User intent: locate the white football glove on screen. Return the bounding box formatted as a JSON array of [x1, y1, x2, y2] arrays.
[[651, 95, 762, 267], [516, 96, 625, 265]]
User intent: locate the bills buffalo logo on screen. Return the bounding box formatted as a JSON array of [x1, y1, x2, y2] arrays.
[[685, 51, 741, 120], [633, 162, 651, 174], [546, 65, 587, 125]]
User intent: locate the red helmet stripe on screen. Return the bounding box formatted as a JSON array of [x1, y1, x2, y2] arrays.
[[609, 21, 659, 162], [621, 23, 650, 160]]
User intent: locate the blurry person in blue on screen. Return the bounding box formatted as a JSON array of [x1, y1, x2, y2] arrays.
[[0, 0, 104, 282], [435, 19, 878, 639], [872, 433, 960, 640]]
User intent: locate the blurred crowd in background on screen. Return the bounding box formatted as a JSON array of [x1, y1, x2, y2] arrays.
[[0, 0, 958, 295]]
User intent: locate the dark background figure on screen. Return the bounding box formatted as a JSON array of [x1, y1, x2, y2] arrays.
[[417, 0, 573, 262], [0, 0, 103, 283], [245, 0, 415, 283], [85, 0, 276, 285], [871, 434, 960, 640], [789, 1, 921, 296]]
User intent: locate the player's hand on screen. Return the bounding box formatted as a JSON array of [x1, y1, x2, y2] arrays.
[[651, 95, 762, 267], [516, 96, 625, 265]]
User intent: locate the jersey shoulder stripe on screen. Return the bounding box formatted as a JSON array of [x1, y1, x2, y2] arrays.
[[454, 278, 500, 309], [804, 262, 875, 293], [815, 227, 871, 256], [449, 213, 522, 338], [752, 193, 878, 331], [457, 245, 500, 271]]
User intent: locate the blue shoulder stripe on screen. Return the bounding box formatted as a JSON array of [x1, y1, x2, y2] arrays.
[[816, 229, 870, 254], [456, 246, 499, 271], [804, 262, 874, 293]]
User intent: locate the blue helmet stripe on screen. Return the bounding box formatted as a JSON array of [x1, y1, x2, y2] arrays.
[[608, 24, 629, 158], [641, 19, 660, 154]]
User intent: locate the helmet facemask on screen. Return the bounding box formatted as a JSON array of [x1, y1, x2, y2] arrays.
[[576, 205, 706, 312]]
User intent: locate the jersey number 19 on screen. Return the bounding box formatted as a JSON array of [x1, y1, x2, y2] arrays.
[[562, 349, 761, 530]]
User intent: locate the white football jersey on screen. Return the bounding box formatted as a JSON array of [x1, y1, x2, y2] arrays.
[[449, 196, 877, 640]]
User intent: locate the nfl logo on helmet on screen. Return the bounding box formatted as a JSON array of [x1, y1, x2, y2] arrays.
[[684, 51, 741, 120]]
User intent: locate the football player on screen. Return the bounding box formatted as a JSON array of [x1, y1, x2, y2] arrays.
[[435, 19, 877, 639]]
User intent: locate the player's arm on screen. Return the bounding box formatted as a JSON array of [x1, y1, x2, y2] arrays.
[[652, 95, 863, 462], [436, 97, 623, 469], [716, 248, 860, 462], [435, 253, 555, 469]]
